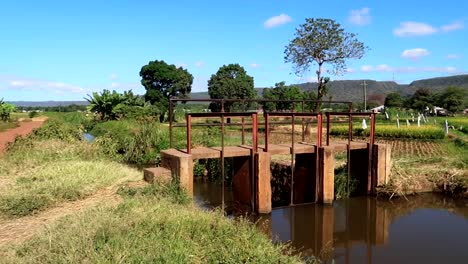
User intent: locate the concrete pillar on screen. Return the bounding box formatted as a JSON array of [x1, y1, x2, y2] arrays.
[[373, 143, 392, 187], [256, 151, 272, 214], [318, 146, 334, 204], [160, 149, 194, 197]]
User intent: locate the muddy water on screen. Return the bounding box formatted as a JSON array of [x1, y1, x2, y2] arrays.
[[193, 181, 468, 264]]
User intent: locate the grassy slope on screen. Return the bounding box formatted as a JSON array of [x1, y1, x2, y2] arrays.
[[3, 184, 299, 263], [0, 114, 301, 263]]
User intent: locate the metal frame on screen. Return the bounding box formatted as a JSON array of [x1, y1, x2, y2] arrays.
[[169, 98, 352, 148], [264, 112, 323, 204], [185, 112, 258, 212], [325, 112, 376, 194]]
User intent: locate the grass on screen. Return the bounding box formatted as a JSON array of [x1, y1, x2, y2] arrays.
[[2, 184, 300, 263], [0, 121, 18, 132], [0, 138, 141, 217], [0, 114, 301, 263]]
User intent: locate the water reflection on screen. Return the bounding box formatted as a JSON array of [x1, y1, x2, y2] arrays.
[[259, 195, 468, 264], [193, 181, 468, 264]]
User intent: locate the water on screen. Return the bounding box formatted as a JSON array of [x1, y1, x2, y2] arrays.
[[83, 132, 95, 142], [193, 181, 468, 263]]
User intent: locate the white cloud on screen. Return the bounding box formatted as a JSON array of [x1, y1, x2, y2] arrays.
[[109, 73, 118, 80], [361, 65, 374, 72], [250, 63, 260, 69], [401, 48, 430, 60], [393, 22, 437, 37], [441, 21, 464, 32], [446, 54, 462, 59], [195, 61, 205, 68], [345, 68, 356, 73], [6, 77, 86, 93], [348, 7, 371, 26], [264, 14, 292, 28], [394, 20, 464, 37]]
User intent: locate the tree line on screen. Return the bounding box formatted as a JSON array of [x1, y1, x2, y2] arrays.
[[384, 87, 467, 114]]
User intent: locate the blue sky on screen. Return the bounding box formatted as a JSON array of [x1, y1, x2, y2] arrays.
[[1, 0, 467, 101]]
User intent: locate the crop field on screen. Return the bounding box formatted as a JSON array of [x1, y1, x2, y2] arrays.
[[375, 139, 447, 159]]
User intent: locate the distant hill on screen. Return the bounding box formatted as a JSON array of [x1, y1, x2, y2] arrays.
[[403, 74, 468, 96], [8, 101, 89, 107], [189, 74, 468, 103]]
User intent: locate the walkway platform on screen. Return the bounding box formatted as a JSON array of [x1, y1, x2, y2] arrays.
[[178, 142, 369, 159]]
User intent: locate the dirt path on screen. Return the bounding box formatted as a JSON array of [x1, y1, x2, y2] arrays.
[[0, 185, 122, 247], [0, 117, 48, 155]]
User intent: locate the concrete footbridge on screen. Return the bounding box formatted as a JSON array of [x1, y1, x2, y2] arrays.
[[144, 99, 391, 214]]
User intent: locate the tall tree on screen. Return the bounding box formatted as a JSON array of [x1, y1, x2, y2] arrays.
[[262, 82, 304, 111], [437, 86, 467, 114], [284, 18, 368, 111], [140, 60, 193, 122], [384, 92, 403, 108], [409, 88, 434, 112], [208, 64, 255, 112]]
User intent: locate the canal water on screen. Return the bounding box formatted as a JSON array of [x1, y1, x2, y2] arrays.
[[193, 181, 468, 264]]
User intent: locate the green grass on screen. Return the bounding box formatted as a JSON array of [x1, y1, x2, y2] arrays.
[[0, 121, 18, 132], [0, 113, 301, 263], [2, 184, 300, 263], [0, 138, 141, 217]]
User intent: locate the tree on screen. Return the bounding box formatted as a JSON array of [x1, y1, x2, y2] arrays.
[[262, 82, 304, 111], [384, 92, 403, 108], [437, 86, 467, 114], [208, 64, 255, 112], [140, 60, 193, 122], [0, 99, 16, 121], [85, 89, 124, 120], [409, 88, 434, 112], [284, 18, 368, 111]]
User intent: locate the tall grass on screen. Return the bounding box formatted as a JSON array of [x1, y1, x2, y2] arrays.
[[2, 184, 300, 263], [0, 117, 141, 217]]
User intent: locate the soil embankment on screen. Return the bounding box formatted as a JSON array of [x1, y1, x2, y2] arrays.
[[0, 117, 48, 155]]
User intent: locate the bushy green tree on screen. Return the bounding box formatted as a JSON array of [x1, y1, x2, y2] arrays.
[[140, 60, 193, 122], [437, 86, 467, 114], [284, 18, 368, 111], [0, 99, 16, 121], [384, 92, 403, 108], [262, 82, 304, 111], [409, 88, 434, 112], [208, 64, 255, 112]]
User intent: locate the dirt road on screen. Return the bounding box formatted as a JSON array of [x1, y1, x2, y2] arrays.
[[0, 117, 47, 155]]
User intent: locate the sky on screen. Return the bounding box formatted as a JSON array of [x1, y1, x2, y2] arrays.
[[1, 0, 467, 101]]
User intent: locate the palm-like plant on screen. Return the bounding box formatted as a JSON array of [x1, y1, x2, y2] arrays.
[[85, 90, 124, 120]]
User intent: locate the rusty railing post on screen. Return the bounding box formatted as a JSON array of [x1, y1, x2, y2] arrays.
[[347, 113, 352, 194], [264, 112, 269, 152], [221, 113, 225, 212], [317, 113, 322, 147], [301, 101, 305, 142], [290, 113, 295, 206], [252, 113, 258, 153], [326, 112, 331, 146], [186, 114, 192, 154], [169, 98, 173, 148], [367, 113, 376, 194]]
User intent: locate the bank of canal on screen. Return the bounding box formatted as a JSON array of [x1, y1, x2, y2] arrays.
[[193, 181, 468, 263]]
